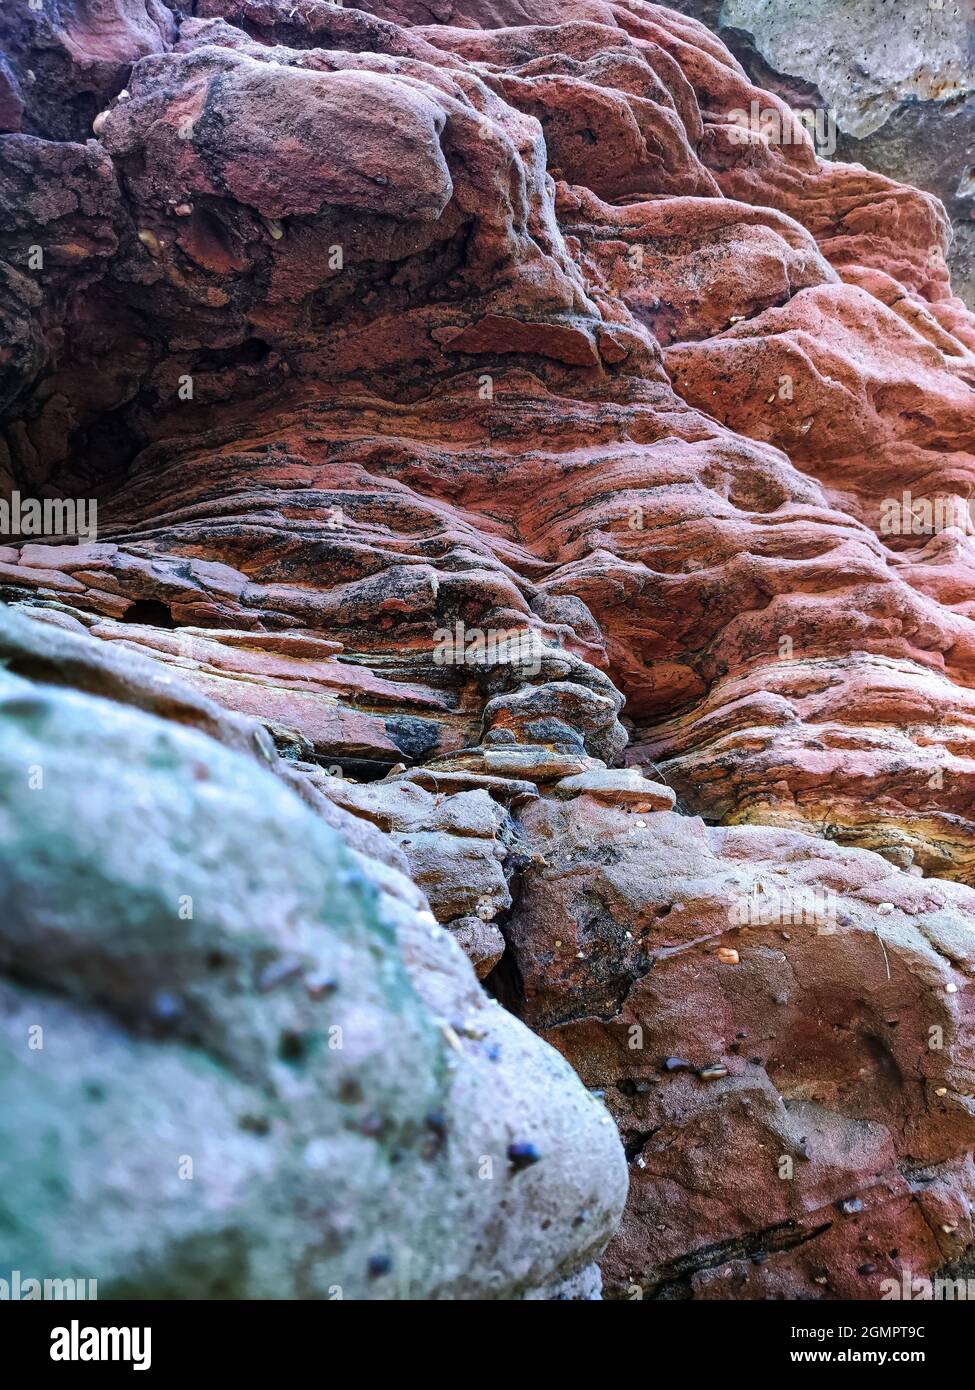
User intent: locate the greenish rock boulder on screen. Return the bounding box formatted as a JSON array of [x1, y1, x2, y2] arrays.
[[0, 607, 627, 1299]]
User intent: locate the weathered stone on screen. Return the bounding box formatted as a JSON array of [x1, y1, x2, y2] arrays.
[[553, 769, 676, 810], [499, 794, 975, 1299], [0, 609, 627, 1299], [666, 0, 975, 308], [449, 915, 506, 980], [1, 0, 974, 1302]]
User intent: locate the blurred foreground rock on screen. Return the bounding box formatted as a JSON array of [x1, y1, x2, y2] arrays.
[[0, 608, 627, 1299], [1, 0, 974, 1300]]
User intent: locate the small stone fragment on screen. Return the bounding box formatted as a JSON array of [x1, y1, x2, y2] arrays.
[[663, 1057, 693, 1072], [507, 1141, 542, 1172], [257, 956, 303, 992], [305, 972, 338, 1000]]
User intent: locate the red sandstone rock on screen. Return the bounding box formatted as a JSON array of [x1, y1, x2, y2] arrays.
[[2, 0, 974, 1300], [0, 1, 174, 140], [501, 791, 975, 1297]]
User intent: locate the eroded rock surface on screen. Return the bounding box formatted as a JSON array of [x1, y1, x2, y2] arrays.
[[665, 0, 975, 308], [0, 606, 626, 1298], [1, 0, 974, 1299]]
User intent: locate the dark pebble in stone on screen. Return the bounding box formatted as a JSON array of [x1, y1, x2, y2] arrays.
[[663, 1056, 692, 1072], [507, 1141, 541, 1172]]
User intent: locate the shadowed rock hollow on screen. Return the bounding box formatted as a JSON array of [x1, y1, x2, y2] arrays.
[[1, 0, 974, 1299]]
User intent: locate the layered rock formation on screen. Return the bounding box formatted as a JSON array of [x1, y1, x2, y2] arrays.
[[665, 0, 975, 309], [1, 0, 974, 1299]]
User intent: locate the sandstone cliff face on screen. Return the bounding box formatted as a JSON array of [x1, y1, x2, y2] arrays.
[[0, 0, 974, 1300], [665, 0, 975, 310]]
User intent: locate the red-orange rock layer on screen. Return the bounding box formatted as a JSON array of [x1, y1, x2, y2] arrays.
[[2, 0, 975, 1298]]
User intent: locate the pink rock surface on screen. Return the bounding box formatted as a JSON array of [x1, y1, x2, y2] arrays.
[[2, 0, 974, 1299]]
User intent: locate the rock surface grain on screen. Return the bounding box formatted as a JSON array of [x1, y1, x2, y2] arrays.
[[1, 0, 974, 1300]]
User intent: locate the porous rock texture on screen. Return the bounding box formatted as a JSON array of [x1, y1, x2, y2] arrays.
[[1, 0, 974, 1300], [0, 604, 626, 1299], [665, 0, 975, 309]]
